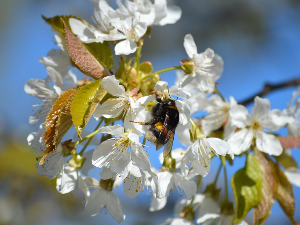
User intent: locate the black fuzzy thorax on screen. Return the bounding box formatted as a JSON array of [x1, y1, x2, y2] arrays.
[[148, 98, 179, 145]]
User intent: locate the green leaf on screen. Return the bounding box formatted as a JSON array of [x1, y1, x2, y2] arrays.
[[231, 154, 263, 224], [253, 149, 278, 225], [42, 15, 80, 34], [276, 150, 298, 169], [84, 42, 114, 71], [70, 80, 107, 138]]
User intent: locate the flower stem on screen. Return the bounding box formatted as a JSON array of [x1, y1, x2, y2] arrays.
[[189, 175, 202, 208], [213, 162, 223, 186], [78, 117, 115, 155], [135, 37, 145, 80], [143, 66, 182, 81], [221, 156, 229, 201], [215, 88, 225, 102]]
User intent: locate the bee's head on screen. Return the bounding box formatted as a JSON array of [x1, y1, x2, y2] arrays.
[[162, 99, 176, 107]]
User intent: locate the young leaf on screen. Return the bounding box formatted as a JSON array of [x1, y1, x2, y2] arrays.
[[275, 163, 298, 225], [277, 136, 300, 149], [40, 88, 79, 165], [275, 150, 298, 169], [62, 20, 108, 80], [42, 15, 80, 34], [84, 42, 113, 71], [71, 80, 107, 138], [231, 153, 263, 224], [253, 149, 278, 225]]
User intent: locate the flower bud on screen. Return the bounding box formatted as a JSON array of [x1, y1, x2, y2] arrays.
[[140, 61, 153, 74], [181, 59, 195, 74], [68, 153, 86, 170]]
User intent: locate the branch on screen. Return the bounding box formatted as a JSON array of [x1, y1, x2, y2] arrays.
[[240, 77, 300, 106]]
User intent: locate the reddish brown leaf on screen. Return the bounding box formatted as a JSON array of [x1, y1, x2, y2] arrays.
[[275, 163, 298, 225], [278, 136, 300, 149], [40, 88, 78, 165], [62, 19, 108, 80], [253, 149, 278, 225]]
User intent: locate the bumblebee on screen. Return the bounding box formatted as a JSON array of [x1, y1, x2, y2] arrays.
[[143, 96, 179, 158]]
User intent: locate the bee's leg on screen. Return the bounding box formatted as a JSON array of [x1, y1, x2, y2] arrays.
[[129, 121, 150, 125]]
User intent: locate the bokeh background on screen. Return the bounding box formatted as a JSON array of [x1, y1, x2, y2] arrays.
[[1, 0, 300, 224]]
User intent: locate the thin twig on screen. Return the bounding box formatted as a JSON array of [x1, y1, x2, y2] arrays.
[[240, 77, 300, 106]]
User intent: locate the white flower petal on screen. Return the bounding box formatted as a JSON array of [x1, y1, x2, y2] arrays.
[[77, 174, 90, 197], [107, 192, 125, 223], [100, 167, 117, 180], [115, 39, 137, 55], [227, 128, 253, 155], [136, 95, 156, 106], [154, 81, 168, 91], [92, 139, 116, 168], [230, 105, 249, 128], [56, 165, 77, 194], [128, 132, 140, 144], [94, 99, 125, 119], [196, 198, 220, 224], [251, 96, 270, 120], [224, 118, 236, 140], [176, 100, 190, 125], [46, 67, 63, 88], [69, 18, 95, 42], [184, 91, 206, 115], [210, 52, 224, 81], [123, 172, 142, 198], [133, 107, 152, 133], [157, 5, 182, 26], [173, 173, 197, 199], [169, 85, 191, 99], [284, 168, 300, 187], [110, 150, 131, 175], [176, 123, 193, 146], [100, 75, 126, 97], [206, 137, 233, 159], [184, 34, 197, 59], [157, 172, 174, 198], [134, 22, 147, 39], [131, 144, 151, 172], [149, 197, 167, 212], [98, 124, 124, 136], [85, 188, 108, 216], [256, 132, 283, 156]]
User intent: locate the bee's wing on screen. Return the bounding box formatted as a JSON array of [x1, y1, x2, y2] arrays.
[[163, 133, 174, 158]]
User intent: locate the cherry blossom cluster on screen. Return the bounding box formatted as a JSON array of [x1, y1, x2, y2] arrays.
[[25, 0, 300, 224]]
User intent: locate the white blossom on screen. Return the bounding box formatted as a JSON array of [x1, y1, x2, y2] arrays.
[[25, 66, 76, 125], [92, 125, 151, 177], [228, 96, 284, 156], [181, 137, 233, 179], [56, 164, 90, 197], [202, 95, 237, 139], [36, 144, 64, 179], [182, 34, 223, 93], [85, 172, 125, 223]]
